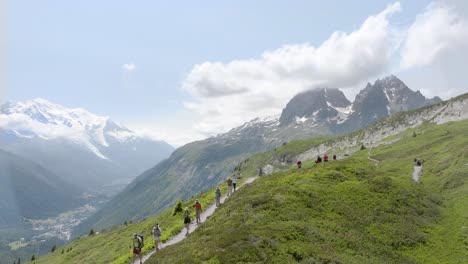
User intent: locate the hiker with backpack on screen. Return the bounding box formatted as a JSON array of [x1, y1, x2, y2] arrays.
[[215, 186, 221, 207], [193, 199, 202, 224], [227, 177, 233, 196], [232, 176, 238, 192], [183, 207, 191, 236], [324, 154, 329, 162], [332, 154, 337, 160], [131, 233, 144, 264], [297, 160, 302, 169], [152, 223, 161, 251]]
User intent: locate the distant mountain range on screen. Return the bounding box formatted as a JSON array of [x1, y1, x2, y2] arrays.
[[0, 98, 174, 192], [77, 75, 443, 233]]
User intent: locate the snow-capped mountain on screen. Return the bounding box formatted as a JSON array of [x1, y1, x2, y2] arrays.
[[0, 99, 174, 191]]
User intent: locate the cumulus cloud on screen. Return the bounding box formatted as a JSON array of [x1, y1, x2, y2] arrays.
[[182, 2, 401, 135], [122, 63, 137, 73], [400, 2, 468, 69]]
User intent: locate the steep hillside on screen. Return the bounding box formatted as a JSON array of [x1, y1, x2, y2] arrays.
[[29, 179, 225, 264], [0, 150, 84, 264], [0, 149, 83, 224], [76, 134, 266, 233], [80, 76, 443, 233], [0, 98, 174, 191], [32, 112, 468, 264], [147, 120, 467, 264]]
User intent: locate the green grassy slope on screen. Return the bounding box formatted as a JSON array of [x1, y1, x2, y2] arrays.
[[29, 179, 236, 264], [145, 120, 467, 264], [30, 120, 467, 264]]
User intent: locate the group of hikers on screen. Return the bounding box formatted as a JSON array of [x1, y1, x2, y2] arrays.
[[131, 176, 239, 263], [131, 224, 162, 263], [296, 154, 337, 168]]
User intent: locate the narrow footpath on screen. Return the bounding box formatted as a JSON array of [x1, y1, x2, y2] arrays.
[[367, 156, 380, 164], [412, 166, 422, 182], [134, 177, 258, 263], [367, 149, 380, 165]]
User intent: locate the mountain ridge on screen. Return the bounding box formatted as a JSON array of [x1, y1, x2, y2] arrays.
[[77, 75, 446, 234], [0, 98, 174, 190], [0, 148, 83, 224]]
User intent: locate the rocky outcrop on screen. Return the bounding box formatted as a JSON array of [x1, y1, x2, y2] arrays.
[[279, 88, 351, 126], [261, 93, 468, 175]]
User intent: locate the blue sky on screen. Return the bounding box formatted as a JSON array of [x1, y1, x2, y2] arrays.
[[4, 1, 468, 146]]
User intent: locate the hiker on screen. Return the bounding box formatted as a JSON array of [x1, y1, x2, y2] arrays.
[[132, 233, 144, 264], [297, 160, 302, 169], [324, 154, 329, 162], [315, 156, 322, 164], [183, 207, 191, 236], [227, 177, 233, 196], [193, 199, 202, 224], [152, 223, 161, 251], [232, 176, 238, 192], [415, 158, 422, 167], [332, 154, 337, 160], [215, 186, 221, 207]]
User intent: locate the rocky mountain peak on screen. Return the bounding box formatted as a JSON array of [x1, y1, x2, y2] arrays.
[[345, 75, 443, 131], [279, 88, 351, 126]]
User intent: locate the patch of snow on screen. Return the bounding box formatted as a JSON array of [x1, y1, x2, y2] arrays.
[[334, 105, 353, 115], [107, 130, 136, 143], [295, 116, 308, 123], [332, 105, 353, 124]]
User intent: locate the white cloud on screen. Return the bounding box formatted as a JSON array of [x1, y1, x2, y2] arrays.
[[182, 2, 401, 136], [122, 63, 137, 73], [400, 2, 468, 69], [125, 112, 207, 147]]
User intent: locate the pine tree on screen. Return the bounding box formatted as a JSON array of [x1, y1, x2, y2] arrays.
[[31, 255, 36, 261], [89, 229, 95, 236], [172, 199, 183, 216], [51, 244, 56, 253]]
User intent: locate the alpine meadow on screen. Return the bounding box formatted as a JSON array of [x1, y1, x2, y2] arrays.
[[2, 1, 468, 264]]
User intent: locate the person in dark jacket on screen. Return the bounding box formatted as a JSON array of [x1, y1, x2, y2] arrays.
[[315, 156, 322, 164]]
